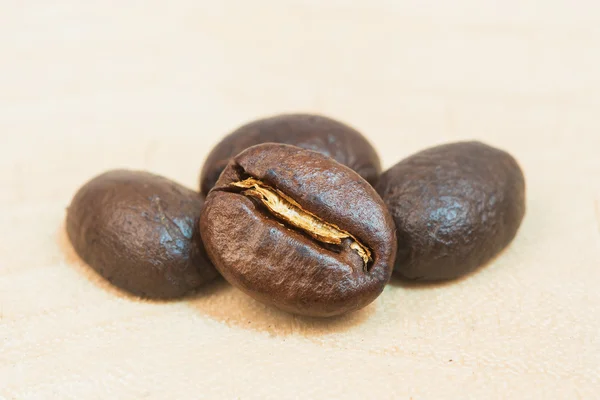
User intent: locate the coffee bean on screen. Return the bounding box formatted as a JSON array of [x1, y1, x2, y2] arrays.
[[200, 144, 396, 317], [66, 170, 217, 298], [376, 141, 526, 281], [199, 114, 381, 196]]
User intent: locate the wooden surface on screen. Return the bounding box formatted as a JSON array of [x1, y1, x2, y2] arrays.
[[1, 1, 600, 398]]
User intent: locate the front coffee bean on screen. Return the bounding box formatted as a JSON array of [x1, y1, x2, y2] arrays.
[[66, 170, 217, 298], [199, 113, 381, 196], [376, 141, 526, 281], [200, 144, 396, 317]]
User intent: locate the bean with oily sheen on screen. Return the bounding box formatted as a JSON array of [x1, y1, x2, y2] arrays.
[[376, 141, 526, 281], [199, 113, 381, 196], [200, 143, 396, 317], [66, 170, 217, 299]]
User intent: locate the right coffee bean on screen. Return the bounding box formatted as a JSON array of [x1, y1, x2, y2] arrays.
[[376, 141, 526, 281]]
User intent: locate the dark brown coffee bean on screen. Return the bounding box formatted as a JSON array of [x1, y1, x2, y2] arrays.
[[376, 141, 526, 281], [66, 170, 217, 299], [200, 144, 396, 317], [199, 114, 381, 196]]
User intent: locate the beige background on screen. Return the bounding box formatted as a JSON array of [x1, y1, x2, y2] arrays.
[[1, 1, 600, 399]]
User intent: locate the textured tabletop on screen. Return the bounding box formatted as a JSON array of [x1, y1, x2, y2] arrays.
[[1, 1, 599, 399]]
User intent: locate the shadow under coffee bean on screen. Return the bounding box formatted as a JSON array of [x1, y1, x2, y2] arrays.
[[200, 143, 396, 317], [199, 113, 381, 196], [62, 119, 527, 323]]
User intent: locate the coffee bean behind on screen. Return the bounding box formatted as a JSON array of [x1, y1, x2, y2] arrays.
[[199, 114, 381, 196], [200, 143, 396, 317]]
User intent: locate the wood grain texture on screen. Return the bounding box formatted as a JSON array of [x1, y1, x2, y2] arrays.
[[1, 1, 600, 398]]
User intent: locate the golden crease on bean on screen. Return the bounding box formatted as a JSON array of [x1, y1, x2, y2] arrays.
[[231, 178, 372, 269]]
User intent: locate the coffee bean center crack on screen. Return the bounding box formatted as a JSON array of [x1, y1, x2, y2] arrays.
[[231, 178, 372, 269]]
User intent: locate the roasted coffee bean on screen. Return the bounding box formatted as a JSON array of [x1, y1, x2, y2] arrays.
[[376, 141, 526, 281], [199, 114, 381, 196], [200, 144, 396, 317], [66, 170, 217, 299]]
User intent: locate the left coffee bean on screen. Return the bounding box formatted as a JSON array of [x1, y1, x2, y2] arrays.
[[66, 170, 218, 299]]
